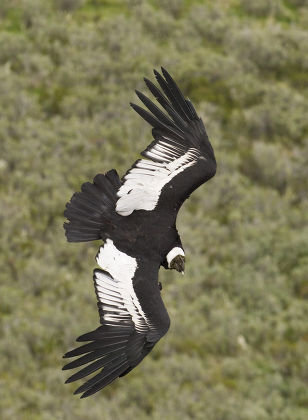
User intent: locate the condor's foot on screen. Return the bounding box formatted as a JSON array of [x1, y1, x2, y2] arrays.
[[158, 282, 162, 291]]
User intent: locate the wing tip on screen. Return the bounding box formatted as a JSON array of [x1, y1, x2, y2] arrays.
[[135, 90, 144, 102], [160, 66, 167, 75], [74, 389, 83, 396], [153, 68, 160, 78]]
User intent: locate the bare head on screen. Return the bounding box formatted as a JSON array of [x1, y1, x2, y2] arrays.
[[166, 247, 185, 274]]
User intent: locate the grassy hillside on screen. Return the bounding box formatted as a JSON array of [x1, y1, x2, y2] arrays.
[[0, 0, 307, 419]]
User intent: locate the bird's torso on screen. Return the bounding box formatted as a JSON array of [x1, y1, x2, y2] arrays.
[[105, 207, 182, 267]]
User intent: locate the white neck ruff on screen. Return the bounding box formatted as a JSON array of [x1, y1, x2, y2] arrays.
[[166, 247, 185, 268]]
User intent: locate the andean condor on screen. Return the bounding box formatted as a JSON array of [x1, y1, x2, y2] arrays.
[[62, 67, 216, 397]]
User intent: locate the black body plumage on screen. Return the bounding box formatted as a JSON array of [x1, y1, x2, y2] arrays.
[[63, 68, 216, 397]]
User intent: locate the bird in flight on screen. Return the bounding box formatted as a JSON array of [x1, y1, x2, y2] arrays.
[[63, 67, 216, 397]]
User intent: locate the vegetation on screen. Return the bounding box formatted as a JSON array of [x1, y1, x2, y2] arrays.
[[0, 0, 307, 419]]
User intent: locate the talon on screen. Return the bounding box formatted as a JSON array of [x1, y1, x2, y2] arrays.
[[158, 282, 162, 290]]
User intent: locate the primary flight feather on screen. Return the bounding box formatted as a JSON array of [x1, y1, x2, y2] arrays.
[[63, 67, 216, 397]]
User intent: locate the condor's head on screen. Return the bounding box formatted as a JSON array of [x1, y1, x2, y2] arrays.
[[166, 247, 185, 274]]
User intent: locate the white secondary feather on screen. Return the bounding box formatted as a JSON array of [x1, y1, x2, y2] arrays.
[[95, 239, 149, 333], [116, 140, 200, 216]]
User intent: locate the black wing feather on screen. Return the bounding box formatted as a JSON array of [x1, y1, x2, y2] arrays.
[[153, 69, 188, 122], [116, 68, 216, 217], [130, 102, 184, 140], [161, 66, 195, 121], [131, 68, 216, 159], [78, 360, 130, 398], [63, 267, 168, 398], [144, 77, 173, 112], [135, 90, 178, 129]]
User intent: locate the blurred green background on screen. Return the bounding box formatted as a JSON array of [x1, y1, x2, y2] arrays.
[[1, 0, 308, 419]]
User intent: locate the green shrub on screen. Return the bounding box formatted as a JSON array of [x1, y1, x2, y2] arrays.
[[0, 1, 307, 419]]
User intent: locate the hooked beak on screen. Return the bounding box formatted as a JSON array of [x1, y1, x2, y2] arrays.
[[170, 255, 185, 274]]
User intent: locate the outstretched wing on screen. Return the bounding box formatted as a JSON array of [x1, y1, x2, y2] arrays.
[[63, 240, 169, 398], [116, 67, 216, 217]]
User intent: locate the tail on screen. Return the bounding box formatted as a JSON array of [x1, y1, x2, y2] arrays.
[[64, 169, 121, 242]]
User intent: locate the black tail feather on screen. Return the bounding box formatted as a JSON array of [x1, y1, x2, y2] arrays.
[[64, 170, 120, 242], [104, 169, 122, 188]]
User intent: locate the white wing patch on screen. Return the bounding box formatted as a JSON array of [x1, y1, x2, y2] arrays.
[[95, 239, 149, 333], [116, 139, 200, 216]]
